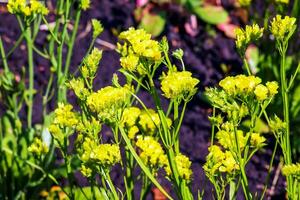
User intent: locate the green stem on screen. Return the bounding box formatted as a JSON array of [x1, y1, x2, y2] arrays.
[[25, 27, 34, 129], [101, 168, 119, 200], [125, 150, 135, 200], [210, 107, 216, 146], [0, 36, 9, 71], [243, 58, 251, 76]]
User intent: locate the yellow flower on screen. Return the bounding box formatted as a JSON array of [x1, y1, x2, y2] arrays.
[[80, 138, 121, 167], [92, 19, 103, 39], [254, 84, 269, 101], [80, 164, 92, 177], [28, 138, 49, 156], [266, 81, 279, 95], [87, 86, 130, 120], [276, 0, 289, 3], [80, 0, 90, 10], [52, 103, 78, 128], [121, 107, 141, 139], [235, 24, 263, 52], [282, 163, 300, 177], [120, 54, 139, 72], [67, 78, 89, 100], [238, 0, 252, 6], [81, 48, 102, 78], [165, 154, 193, 181], [216, 130, 247, 150], [7, 0, 48, 16], [250, 133, 266, 148], [118, 27, 161, 61], [219, 151, 239, 173], [136, 136, 167, 170], [161, 71, 199, 100], [270, 15, 297, 41]]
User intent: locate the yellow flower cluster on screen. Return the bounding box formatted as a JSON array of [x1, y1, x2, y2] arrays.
[[81, 48, 103, 79], [80, 0, 90, 11], [67, 78, 89, 100], [80, 138, 121, 167], [276, 0, 289, 3], [28, 138, 49, 156], [219, 75, 278, 101], [270, 15, 297, 41], [119, 27, 161, 60], [121, 107, 141, 139], [165, 154, 193, 181], [250, 133, 266, 148], [117, 28, 161, 73], [87, 86, 130, 120], [216, 130, 247, 150], [235, 24, 263, 52], [269, 115, 287, 133], [49, 103, 78, 143], [76, 117, 102, 138], [7, 0, 48, 17], [204, 145, 239, 175], [238, 0, 252, 6], [92, 19, 103, 39], [138, 109, 172, 136], [161, 71, 200, 100], [80, 164, 92, 177], [136, 136, 167, 169], [282, 163, 300, 178]]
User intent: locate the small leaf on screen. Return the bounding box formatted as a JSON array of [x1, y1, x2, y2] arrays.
[[139, 11, 166, 37], [193, 5, 229, 25]]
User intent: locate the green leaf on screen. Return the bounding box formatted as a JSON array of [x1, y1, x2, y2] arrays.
[[193, 6, 229, 25], [139, 12, 166, 37]]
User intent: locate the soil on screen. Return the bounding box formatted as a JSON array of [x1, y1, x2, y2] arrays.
[[0, 0, 286, 199]]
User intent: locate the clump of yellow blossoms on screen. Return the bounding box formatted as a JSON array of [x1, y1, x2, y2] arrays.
[[79, 138, 121, 174], [80, 0, 90, 11], [67, 78, 89, 100], [138, 109, 172, 136], [282, 163, 300, 178], [49, 103, 78, 144], [219, 75, 278, 101], [161, 71, 199, 100], [269, 115, 287, 133], [7, 0, 48, 17], [203, 145, 239, 176], [270, 15, 297, 41], [165, 154, 193, 182], [117, 28, 161, 73], [238, 0, 252, 6], [81, 48, 103, 79], [87, 86, 130, 121], [28, 138, 49, 156], [92, 19, 104, 39], [121, 107, 141, 139], [276, 0, 289, 4], [136, 136, 167, 170], [76, 117, 102, 138], [235, 24, 264, 53]]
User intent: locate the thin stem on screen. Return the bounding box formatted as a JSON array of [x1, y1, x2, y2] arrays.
[[24, 27, 34, 129], [0, 37, 9, 71], [210, 107, 216, 146], [243, 58, 251, 76]]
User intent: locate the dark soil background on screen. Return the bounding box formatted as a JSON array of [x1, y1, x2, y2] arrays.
[[0, 0, 286, 199]]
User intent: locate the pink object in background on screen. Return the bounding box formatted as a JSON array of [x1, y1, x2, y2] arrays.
[[136, 0, 149, 7]]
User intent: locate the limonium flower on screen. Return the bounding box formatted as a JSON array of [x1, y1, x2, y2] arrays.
[[235, 24, 264, 53], [80, 138, 121, 168], [266, 81, 279, 95], [80, 0, 90, 10], [28, 138, 49, 156], [161, 71, 199, 100], [238, 0, 252, 6], [81, 48, 102, 79], [119, 27, 161, 61], [138, 109, 172, 135], [270, 15, 297, 41], [87, 86, 130, 121], [121, 107, 141, 139], [120, 54, 139, 72], [136, 136, 167, 170], [92, 19, 103, 39], [7, 0, 49, 17], [165, 154, 193, 181]]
